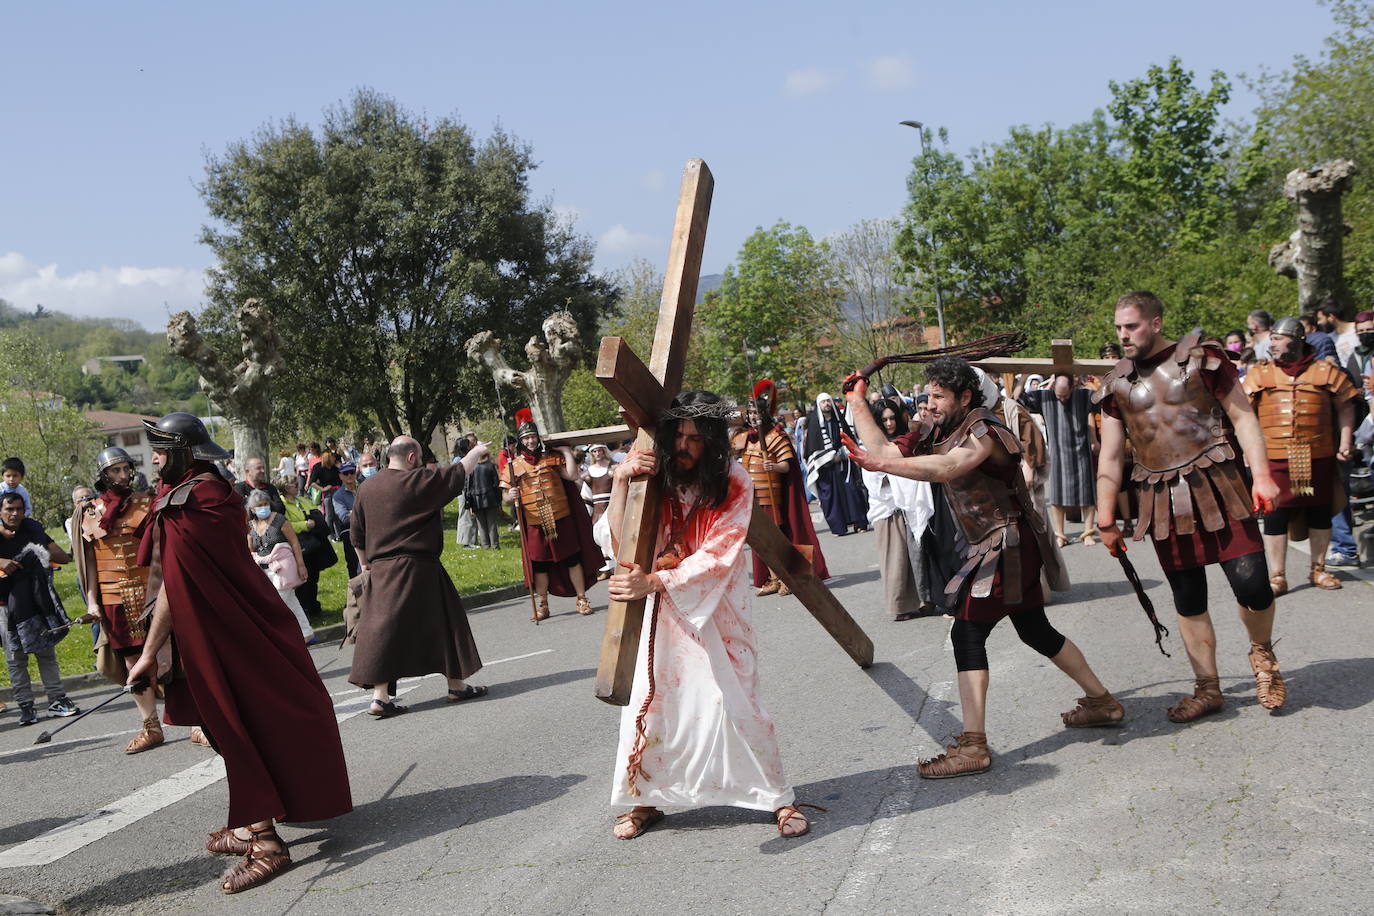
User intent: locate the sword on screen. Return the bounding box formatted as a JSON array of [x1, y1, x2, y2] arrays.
[[1115, 551, 1171, 657]]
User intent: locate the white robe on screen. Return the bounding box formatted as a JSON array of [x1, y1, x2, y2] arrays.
[[611, 462, 794, 812]]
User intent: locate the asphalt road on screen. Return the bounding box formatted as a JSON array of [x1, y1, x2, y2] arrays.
[[0, 515, 1371, 915]]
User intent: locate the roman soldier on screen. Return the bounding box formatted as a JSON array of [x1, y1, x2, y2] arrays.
[[1094, 291, 1284, 723], [71, 447, 163, 754], [502, 409, 602, 620], [1242, 316, 1358, 595], [731, 380, 829, 595]]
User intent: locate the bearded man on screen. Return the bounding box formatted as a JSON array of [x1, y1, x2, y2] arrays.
[[844, 359, 1122, 779], [126, 412, 351, 895], [731, 380, 829, 596], [607, 390, 814, 839], [502, 409, 601, 620], [71, 447, 162, 754], [1093, 291, 1285, 723], [1242, 317, 1358, 594]]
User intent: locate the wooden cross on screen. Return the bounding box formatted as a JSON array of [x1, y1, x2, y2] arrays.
[[972, 339, 1116, 385], [549, 159, 873, 706]]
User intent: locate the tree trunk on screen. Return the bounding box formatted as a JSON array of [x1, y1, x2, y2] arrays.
[[464, 311, 582, 434], [1270, 159, 1358, 313], [229, 419, 269, 467]]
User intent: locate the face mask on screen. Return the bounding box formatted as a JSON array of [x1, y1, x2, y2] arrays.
[[1226, 341, 1243, 353], [1359, 332, 1374, 349], [361, 466, 377, 478], [253, 506, 272, 519]]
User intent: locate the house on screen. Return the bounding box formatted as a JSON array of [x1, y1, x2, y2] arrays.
[[83, 410, 159, 469], [80, 355, 146, 376]]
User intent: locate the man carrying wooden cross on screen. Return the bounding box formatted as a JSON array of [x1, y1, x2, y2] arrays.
[[604, 390, 815, 840], [844, 358, 1125, 779]]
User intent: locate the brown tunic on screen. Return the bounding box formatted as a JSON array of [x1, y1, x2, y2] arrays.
[[348, 463, 482, 687]]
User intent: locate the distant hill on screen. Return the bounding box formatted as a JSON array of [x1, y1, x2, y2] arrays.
[[696, 273, 723, 303]]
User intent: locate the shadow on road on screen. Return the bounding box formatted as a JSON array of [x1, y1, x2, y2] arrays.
[[862, 662, 963, 746], [0, 815, 83, 848], [1053, 577, 1161, 604], [757, 760, 1058, 853], [402, 667, 595, 713], [1223, 656, 1374, 713], [824, 569, 882, 589], [59, 856, 225, 914]]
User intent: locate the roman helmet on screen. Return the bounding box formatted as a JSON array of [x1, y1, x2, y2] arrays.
[[515, 408, 540, 448], [96, 446, 135, 474], [748, 379, 777, 430], [1271, 316, 1306, 343]]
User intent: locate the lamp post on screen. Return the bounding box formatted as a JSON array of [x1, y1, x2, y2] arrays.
[[899, 119, 947, 347]]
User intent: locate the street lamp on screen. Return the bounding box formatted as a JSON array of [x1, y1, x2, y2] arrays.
[[899, 120, 947, 347]]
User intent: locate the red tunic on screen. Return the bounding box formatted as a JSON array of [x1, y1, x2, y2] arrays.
[[139, 462, 352, 827], [1099, 344, 1263, 571], [508, 450, 602, 597]]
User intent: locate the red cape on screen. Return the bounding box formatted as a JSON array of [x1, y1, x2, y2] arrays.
[[139, 461, 352, 827], [751, 437, 830, 586]]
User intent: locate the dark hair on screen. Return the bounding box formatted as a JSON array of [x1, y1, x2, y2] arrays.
[[654, 390, 732, 509], [923, 358, 984, 409], [2, 457, 25, 476], [1315, 296, 1348, 320], [1116, 291, 1165, 321], [1099, 342, 1123, 359], [0, 492, 24, 508], [1248, 308, 1274, 329], [871, 398, 909, 437], [1225, 327, 1247, 340]]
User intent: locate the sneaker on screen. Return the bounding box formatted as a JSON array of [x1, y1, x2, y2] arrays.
[[48, 697, 81, 718], [1324, 552, 1360, 569], [18, 703, 39, 726]]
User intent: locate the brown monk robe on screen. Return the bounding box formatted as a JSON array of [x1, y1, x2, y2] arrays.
[[348, 436, 488, 716]]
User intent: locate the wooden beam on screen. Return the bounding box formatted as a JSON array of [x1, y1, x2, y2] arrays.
[[542, 424, 632, 449], [971, 356, 1116, 376], [595, 337, 671, 429], [747, 510, 874, 670], [593, 160, 714, 706]]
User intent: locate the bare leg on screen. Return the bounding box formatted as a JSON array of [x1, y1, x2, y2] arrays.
[[1175, 612, 1220, 679], [1047, 639, 1107, 696], [568, 563, 587, 599], [1050, 505, 1068, 542], [132, 687, 157, 720], [371, 685, 389, 703], [1262, 533, 1288, 583], [533, 571, 549, 599], [1080, 506, 1097, 543], [957, 669, 990, 734], [1236, 602, 1276, 645], [1309, 527, 1333, 566], [445, 676, 466, 691]]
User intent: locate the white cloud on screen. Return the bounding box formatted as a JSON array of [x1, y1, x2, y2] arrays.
[[784, 67, 839, 98], [598, 225, 660, 259], [867, 55, 914, 91], [0, 252, 206, 331]]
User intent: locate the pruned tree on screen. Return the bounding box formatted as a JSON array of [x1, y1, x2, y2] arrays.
[[167, 299, 283, 462], [465, 311, 581, 433], [1269, 159, 1359, 312]]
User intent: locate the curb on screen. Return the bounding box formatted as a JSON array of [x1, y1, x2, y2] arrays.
[[0, 894, 54, 915], [0, 583, 527, 704]]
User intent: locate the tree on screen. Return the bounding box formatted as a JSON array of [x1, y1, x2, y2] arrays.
[[0, 330, 103, 528], [698, 221, 843, 398], [197, 88, 617, 449], [827, 218, 924, 389]]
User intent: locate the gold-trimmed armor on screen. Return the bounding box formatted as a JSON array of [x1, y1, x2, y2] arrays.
[[732, 428, 795, 523], [1091, 334, 1252, 541], [506, 452, 571, 539], [1243, 359, 1357, 495], [84, 492, 152, 641]]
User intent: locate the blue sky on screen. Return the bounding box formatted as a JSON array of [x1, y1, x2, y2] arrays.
[[0, 0, 1337, 330]]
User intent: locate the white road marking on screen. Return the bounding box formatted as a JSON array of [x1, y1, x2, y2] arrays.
[[0, 728, 139, 761], [0, 648, 554, 868]]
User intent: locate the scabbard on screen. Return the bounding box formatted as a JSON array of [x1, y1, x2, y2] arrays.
[[1117, 552, 1170, 657]]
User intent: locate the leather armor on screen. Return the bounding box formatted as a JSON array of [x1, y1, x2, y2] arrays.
[[921, 408, 1065, 605], [85, 492, 152, 640], [508, 452, 571, 539], [1243, 360, 1352, 461], [732, 428, 794, 522], [1092, 334, 1253, 541]]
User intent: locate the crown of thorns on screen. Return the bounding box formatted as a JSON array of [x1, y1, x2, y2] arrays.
[[660, 398, 738, 420]]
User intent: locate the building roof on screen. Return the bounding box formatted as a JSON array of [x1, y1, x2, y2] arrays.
[[83, 410, 158, 432]]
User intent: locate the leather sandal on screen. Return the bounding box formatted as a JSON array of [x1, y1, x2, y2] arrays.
[[775, 803, 824, 838], [221, 825, 291, 894], [576, 596, 594, 616], [756, 577, 782, 597], [1249, 641, 1287, 710], [1309, 562, 1342, 590], [777, 581, 792, 597], [613, 807, 664, 839], [367, 700, 408, 718], [124, 715, 164, 754], [918, 732, 991, 779], [446, 685, 489, 703], [534, 595, 550, 622], [1166, 676, 1224, 723], [1269, 573, 1288, 598], [1060, 691, 1125, 728], [206, 827, 251, 857], [189, 726, 212, 748]]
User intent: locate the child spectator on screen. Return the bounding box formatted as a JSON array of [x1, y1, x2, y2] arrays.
[[1, 457, 33, 515]]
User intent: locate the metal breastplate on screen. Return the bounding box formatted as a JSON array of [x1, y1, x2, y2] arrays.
[[1247, 362, 1338, 461], [934, 409, 1025, 547], [89, 493, 151, 625], [734, 430, 786, 509], [514, 454, 570, 538]]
